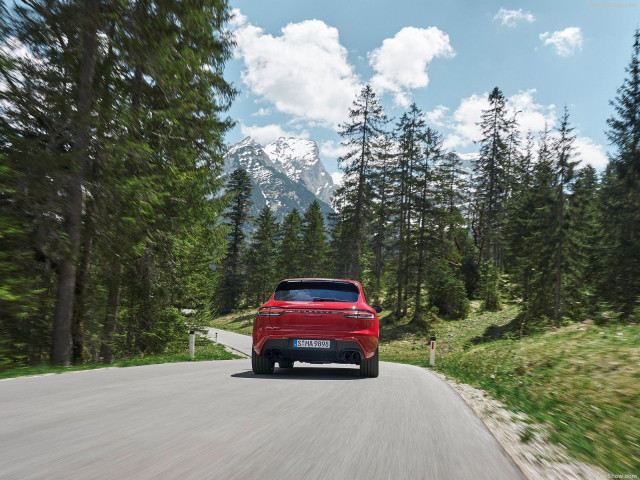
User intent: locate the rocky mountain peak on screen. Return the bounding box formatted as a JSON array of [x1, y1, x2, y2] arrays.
[[223, 136, 334, 221], [262, 137, 335, 204]]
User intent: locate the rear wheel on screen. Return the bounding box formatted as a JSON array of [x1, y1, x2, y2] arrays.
[[252, 348, 274, 374], [279, 359, 294, 369], [360, 346, 379, 378]]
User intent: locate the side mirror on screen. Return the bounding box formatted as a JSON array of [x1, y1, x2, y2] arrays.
[[372, 305, 383, 313]]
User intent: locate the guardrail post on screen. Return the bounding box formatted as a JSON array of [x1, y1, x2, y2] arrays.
[[189, 330, 195, 359], [429, 336, 436, 366]]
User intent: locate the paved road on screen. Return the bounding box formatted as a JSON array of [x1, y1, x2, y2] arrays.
[[206, 328, 252, 356], [0, 343, 524, 480]]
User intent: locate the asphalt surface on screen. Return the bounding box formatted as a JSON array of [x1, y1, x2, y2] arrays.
[[206, 328, 252, 356], [0, 335, 525, 480]]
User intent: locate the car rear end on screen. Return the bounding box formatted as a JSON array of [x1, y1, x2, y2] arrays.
[[252, 279, 380, 377]]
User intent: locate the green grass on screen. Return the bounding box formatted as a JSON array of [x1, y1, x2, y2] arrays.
[[379, 303, 640, 475], [209, 308, 256, 335], [1, 337, 241, 380]]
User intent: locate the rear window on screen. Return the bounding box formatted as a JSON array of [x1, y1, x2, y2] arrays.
[[274, 281, 360, 302]]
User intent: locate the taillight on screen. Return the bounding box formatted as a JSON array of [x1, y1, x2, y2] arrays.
[[343, 309, 375, 319], [258, 307, 286, 317]]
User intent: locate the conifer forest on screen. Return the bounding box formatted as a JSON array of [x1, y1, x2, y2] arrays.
[[1, 1, 639, 368]]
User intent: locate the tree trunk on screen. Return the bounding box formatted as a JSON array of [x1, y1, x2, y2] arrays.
[[72, 219, 93, 364], [554, 187, 564, 327], [100, 257, 122, 363], [396, 193, 405, 317], [50, 0, 100, 366], [412, 209, 427, 323], [136, 248, 153, 353], [625, 183, 637, 317]]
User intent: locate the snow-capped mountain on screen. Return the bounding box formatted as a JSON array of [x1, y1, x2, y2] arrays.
[[223, 137, 334, 220], [263, 137, 336, 205]]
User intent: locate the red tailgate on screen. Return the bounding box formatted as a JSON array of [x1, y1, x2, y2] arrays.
[[260, 302, 372, 331]]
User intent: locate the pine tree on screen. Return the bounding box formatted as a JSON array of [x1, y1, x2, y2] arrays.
[[411, 126, 443, 322], [369, 134, 395, 303], [217, 168, 252, 313], [392, 105, 426, 316], [300, 201, 329, 278], [506, 125, 558, 326], [277, 209, 303, 280], [565, 165, 600, 318], [0, 0, 103, 365], [0, 0, 236, 367], [473, 87, 512, 269], [552, 107, 579, 325], [334, 84, 387, 279], [246, 206, 279, 306], [428, 152, 470, 319], [603, 29, 640, 318]]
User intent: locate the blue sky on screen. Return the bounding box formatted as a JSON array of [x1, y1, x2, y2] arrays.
[[224, 0, 638, 177]]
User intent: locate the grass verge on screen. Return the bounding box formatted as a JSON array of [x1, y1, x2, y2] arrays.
[[1, 337, 240, 380], [379, 303, 640, 475], [209, 309, 256, 335]]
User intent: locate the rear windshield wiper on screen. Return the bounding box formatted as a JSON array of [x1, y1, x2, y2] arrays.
[[312, 297, 351, 302]]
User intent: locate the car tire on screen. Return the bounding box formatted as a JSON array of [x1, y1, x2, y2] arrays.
[[252, 348, 274, 374], [279, 360, 294, 369], [360, 346, 379, 378]]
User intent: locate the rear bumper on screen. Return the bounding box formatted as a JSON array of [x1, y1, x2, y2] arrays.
[[253, 329, 378, 362]]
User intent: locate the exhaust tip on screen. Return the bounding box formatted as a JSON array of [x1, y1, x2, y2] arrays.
[[344, 352, 352, 361], [352, 352, 361, 363]]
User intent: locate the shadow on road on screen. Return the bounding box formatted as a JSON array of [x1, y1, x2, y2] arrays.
[[231, 367, 366, 381]]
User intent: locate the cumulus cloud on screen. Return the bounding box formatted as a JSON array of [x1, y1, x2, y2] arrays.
[[320, 140, 350, 160], [234, 17, 361, 127], [330, 171, 344, 186], [509, 89, 557, 133], [240, 123, 308, 145], [539, 27, 583, 57], [425, 105, 449, 126], [252, 107, 271, 117], [439, 90, 607, 169], [493, 8, 535, 27], [445, 93, 489, 148], [229, 8, 247, 27], [369, 27, 455, 107], [574, 136, 608, 169], [443, 89, 556, 149]]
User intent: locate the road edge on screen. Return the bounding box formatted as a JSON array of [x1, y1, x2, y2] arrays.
[[428, 368, 609, 480]]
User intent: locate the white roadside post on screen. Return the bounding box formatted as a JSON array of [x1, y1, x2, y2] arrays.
[[429, 336, 436, 366], [189, 329, 195, 359]]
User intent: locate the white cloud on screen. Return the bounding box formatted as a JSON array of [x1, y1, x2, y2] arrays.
[[252, 107, 271, 117], [240, 123, 308, 145], [320, 140, 350, 160], [443, 134, 465, 151], [425, 105, 449, 126], [234, 18, 361, 127], [229, 8, 247, 28], [443, 89, 556, 149], [574, 136, 608, 169], [369, 26, 455, 107], [539, 27, 583, 57], [509, 89, 557, 133], [330, 171, 344, 186], [448, 93, 489, 147], [493, 8, 535, 27]]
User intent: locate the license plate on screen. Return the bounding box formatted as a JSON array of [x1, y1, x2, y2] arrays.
[[293, 339, 330, 348]]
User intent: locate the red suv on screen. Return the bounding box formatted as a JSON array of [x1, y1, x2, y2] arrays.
[[252, 278, 381, 377]]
